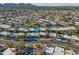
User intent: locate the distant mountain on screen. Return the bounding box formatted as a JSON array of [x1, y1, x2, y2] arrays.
[[0, 3, 79, 9], [0, 3, 17, 7], [0, 3, 37, 8], [16, 3, 37, 8]]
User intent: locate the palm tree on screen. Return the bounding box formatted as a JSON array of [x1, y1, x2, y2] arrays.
[[63, 45, 68, 55]]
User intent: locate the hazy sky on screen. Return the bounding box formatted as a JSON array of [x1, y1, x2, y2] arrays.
[[0, 0, 79, 3], [0, 0, 79, 6], [33, 3, 79, 6]]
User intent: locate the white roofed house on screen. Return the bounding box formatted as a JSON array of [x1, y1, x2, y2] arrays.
[[43, 46, 55, 55], [19, 28, 28, 32], [29, 28, 35, 32], [63, 35, 79, 41], [2, 48, 17, 55], [49, 26, 75, 31], [39, 32, 46, 36], [53, 47, 64, 55], [0, 19, 5, 21], [39, 27, 47, 31], [65, 50, 76, 55], [8, 28, 15, 31], [49, 21, 56, 25], [63, 35, 71, 39], [14, 33, 25, 36], [43, 45, 65, 55], [49, 33, 57, 40], [49, 33, 57, 38], [27, 33, 39, 37], [71, 35, 79, 41], [0, 31, 10, 36], [75, 21, 79, 27], [0, 24, 11, 29]]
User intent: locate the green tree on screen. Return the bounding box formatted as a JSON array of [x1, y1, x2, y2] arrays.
[[63, 45, 68, 55]]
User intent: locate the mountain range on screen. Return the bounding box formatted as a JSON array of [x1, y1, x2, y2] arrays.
[[0, 3, 79, 9]]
